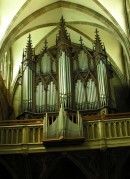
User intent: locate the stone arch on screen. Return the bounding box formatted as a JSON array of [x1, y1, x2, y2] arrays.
[[0, 158, 18, 179], [1, 1, 129, 60], [45, 152, 94, 179], [114, 149, 130, 179]]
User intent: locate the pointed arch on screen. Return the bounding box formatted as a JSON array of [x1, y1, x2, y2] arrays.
[[114, 150, 130, 179], [45, 153, 93, 179], [0, 158, 18, 179]]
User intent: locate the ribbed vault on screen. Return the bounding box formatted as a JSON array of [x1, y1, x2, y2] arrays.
[[0, 0, 130, 119]]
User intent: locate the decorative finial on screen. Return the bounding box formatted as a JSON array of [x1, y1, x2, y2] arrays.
[[95, 28, 99, 34], [94, 28, 103, 54], [56, 16, 71, 48], [25, 33, 34, 60], [60, 16, 65, 26], [44, 39, 48, 51], [28, 33, 32, 43], [22, 49, 25, 58], [79, 36, 83, 48]]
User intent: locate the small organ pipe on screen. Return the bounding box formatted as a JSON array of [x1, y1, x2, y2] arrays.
[[43, 87, 46, 110], [27, 67, 29, 110], [41, 84, 44, 111], [97, 61, 108, 106], [40, 82, 42, 111], [91, 81, 94, 105], [36, 85, 39, 112], [87, 80, 90, 103], [76, 83, 78, 104], [47, 85, 49, 110], [81, 84, 84, 108], [51, 82, 53, 107], [90, 80, 93, 104], [63, 53, 66, 95]]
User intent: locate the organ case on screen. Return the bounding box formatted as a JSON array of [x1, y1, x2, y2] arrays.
[[14, 17, 114, 120]]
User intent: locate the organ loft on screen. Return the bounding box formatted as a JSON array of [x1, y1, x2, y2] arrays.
[[13, 17, 114, 143]]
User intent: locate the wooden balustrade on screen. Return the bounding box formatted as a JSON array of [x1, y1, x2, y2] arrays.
[[0, 124, 43, 144], [84, 118, 130, 140], [0, 117, 130, 145]]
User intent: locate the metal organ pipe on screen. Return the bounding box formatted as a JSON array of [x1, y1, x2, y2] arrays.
[[79, 82, 82, 109], [68, 56, 71, 107], [22, 64, 33, 111], [62, 53, 66, 95], [97, 60, 108, 107], [29, 67, 32, 110], [86, 79, 97, 109], [81, 83, 84, 109], [91, 80, 95, 108], [36, 83, 46, 113], [46, 82, 57, 112], [50, 82, 53, 109], [87, 80, 90, 107], [59, 51, 71, 108], [23, 66, 28, 110], [39, 82, 42, 112], [104, 65, 108, 104], [43, 86, 46, 111], [75, 80, 85, 110], [41, 83, 44, 112], [79, 81, 82, 109], [79, 81, 82, 108], [52, 83, 54, 110], [89, 80, 92, 107], [59, 54, 63, 104], [93, 82, 97, 108], [76, 81, 80, 109], [36, 85, 39, 112]]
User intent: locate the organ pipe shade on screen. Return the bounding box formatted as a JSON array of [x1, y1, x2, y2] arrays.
[[78, 50, 89, 71], [41, 53, 51, 74]]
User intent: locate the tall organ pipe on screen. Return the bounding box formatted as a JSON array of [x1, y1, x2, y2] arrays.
[[59, 51, 71, 108], [23, 66, 28, 110], [97, 60, 108, 106]]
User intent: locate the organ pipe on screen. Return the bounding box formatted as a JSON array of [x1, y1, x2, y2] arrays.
[[97, 60, 108, 107], [59, 51, 72, 108]]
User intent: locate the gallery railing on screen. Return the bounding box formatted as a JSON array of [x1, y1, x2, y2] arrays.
[[0, 113, 130, 145]]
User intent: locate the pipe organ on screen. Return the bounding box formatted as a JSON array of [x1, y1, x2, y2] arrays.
[[15, 17, 114, 119]]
